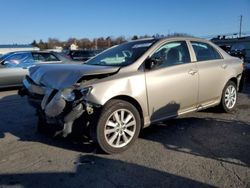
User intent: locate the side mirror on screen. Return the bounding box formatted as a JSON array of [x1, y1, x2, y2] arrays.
[[0, 60, 6, 65], [144, 57, 158, 70], [1, 60, 11, 65]]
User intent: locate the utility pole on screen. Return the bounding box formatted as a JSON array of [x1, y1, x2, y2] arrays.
[[239, 15, 242, 38]]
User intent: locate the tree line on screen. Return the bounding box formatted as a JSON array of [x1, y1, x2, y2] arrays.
[[31, 33, 191, 50]]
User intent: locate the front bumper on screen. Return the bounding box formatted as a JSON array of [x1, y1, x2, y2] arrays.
[[39, 93, 90, 136], [19, 76, 98, 136], [38, 102, 85, 136], [18, 77, 45, 108]]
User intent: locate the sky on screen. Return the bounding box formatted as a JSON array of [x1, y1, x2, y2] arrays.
[[0, 0, 249, 44]]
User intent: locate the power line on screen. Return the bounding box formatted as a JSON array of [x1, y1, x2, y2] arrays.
[[239, 15, 243, 38]]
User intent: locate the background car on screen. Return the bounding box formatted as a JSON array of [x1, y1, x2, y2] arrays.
[[230, 43, 246, 61], [229, 43, 250, 87], [65, 50, 99, 61], [218, 45, 231, 54], [0, 51, 74, 88]]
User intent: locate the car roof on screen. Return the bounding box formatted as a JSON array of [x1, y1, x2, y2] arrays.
[[160, 36, 210, 43], [126, 36, 213, 46], [4, 51, 54, 55]]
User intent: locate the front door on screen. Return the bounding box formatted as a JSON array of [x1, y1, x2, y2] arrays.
[[0, 65, 27, 87], [145, 41, 198, 122]]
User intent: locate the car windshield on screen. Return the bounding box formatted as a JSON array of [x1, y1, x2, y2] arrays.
[[3, 52, 34, 67], [85, 39, 157, 66], [0, 52, 16, 62]]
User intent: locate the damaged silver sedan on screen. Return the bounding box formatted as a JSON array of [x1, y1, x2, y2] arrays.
[[19, 37, 243, 154]]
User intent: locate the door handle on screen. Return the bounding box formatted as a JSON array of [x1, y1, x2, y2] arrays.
[[188, 69, 197, 75], [222, 64, 228, 69]]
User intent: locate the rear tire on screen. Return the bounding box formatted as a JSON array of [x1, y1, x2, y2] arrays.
[[91, 99, 141, 154], [219, 81, 237, 112]]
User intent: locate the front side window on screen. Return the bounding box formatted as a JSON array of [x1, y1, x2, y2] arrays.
[[85, 39, 157, 66], [191, 41, 222, 61], [149, 41, 191, 69]]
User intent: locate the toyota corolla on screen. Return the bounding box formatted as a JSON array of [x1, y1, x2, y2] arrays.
[[19, 36, 243, 154]]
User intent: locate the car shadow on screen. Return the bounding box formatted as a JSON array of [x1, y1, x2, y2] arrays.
[[0, 155, 214, 188], [0, 93, 249, 168], [140, 98, 250, 167], [0, 94, 96, 153], [141, 116, 250, 167]]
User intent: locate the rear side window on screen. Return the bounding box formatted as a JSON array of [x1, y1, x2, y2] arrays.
[[33, 53, 46, 61], [191, 41, 222, 61], [42, 53, 59, 61], [32, 53, 59, 62]]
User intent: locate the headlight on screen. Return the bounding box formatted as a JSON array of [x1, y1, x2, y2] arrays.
[[61, 89, 75, 102], [61, 86, 92, 102], [80, 86, 93, 96]]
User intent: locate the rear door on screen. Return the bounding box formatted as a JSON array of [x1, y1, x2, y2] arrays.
[[189, 41, 226, 106], [145, 41, 199, 121]]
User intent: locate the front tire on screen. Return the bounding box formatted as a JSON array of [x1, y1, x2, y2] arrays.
[[91, 99, 141, 154], [219, 81, 237, 112]]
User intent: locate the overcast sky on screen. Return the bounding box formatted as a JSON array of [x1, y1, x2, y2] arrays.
[[0, 0, 249, 44]]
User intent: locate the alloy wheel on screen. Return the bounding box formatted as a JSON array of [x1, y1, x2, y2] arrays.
[[104, 109, 136, 148], [224, 85, 237, 109]]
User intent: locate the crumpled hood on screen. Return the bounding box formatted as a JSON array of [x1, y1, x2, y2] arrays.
[[29, 63, 120, 89]]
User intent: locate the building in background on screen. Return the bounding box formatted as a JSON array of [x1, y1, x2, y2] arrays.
[[70, 43, 78, 50], [44, 46, 63, 53], [0, 44, 39, 56]]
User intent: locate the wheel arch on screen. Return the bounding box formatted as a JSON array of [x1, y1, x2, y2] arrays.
[[106, 95, 144, 127], [220, 77, 238, 98]]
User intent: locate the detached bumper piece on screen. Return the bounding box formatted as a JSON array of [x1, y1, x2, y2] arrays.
[[39, 89, 96, 137], [38, 102, 85, 137]]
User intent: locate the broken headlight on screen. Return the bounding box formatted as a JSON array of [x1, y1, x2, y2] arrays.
[[61, 89, 75, 102], [61, 86, 92, 102], [80, 86, 93, 96]]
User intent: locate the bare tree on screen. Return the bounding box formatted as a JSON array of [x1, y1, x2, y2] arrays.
[[31, 33, 193, 51], [47, 38, 61, 49]]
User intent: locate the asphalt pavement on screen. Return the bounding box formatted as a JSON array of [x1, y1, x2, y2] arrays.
[[0, 85, 249, 188]]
